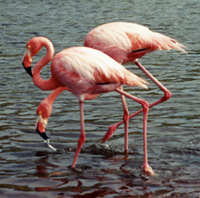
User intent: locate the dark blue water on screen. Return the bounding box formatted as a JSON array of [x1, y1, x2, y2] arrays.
[[0, 0, 200, 197]]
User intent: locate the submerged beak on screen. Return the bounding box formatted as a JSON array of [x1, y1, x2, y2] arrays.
[[22, 51, 33, 77], [35, 115, 57, 151], [36, 122, 57, 151]]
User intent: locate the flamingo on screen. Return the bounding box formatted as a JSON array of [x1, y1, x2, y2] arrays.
[[22, 36, 155, 176], [84, 21, 187, 145]]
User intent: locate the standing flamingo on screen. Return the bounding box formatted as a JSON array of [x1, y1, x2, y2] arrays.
[[84, 21, 187, 146], [22, 36, 155, 176]]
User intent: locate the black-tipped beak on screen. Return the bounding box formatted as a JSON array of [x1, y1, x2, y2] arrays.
[[22, 62, 33, 77], [35, 121, 56, 151], [36, 127, 49, 140], [36, 129, 49, 140]]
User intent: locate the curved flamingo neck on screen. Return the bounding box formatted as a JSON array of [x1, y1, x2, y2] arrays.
[[33, 75, 60, 91], [46, 87, 69, 106], [32, 38, 60, 90]]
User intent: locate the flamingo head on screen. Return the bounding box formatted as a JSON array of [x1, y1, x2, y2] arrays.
[[35, 102, 52, 141], [35, 113, 49, 140], [22, 37, 53, 77], [35, 102, 57, 151], [22, 44, 33, 77]]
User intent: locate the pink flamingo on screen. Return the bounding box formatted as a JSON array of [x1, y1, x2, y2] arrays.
[[22, 36, 155, 176], [84, 21, 187, 146]]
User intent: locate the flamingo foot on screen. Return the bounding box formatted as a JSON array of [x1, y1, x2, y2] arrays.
[[143, 164, 155, 177], [102, 124, 118, 143]]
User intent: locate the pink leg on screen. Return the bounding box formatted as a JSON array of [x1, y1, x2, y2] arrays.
[[102, 86, 129, 153], [71, 101, 86, 168], [102, 60, 171, 143], [114, 88, 154, 176], [120, 86, 129, 153], [134, 60, 172, 102], [102, 94, 168, 143]]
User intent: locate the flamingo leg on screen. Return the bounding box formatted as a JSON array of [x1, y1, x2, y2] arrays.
[[114, 88, 154, 176], [103, 60, 171, 143], [134, 60, 172, 101], [71, 101, 86, 168], [102, 85, 130, 153], [120, 86, 129, 153], [103, 97, 165, 142]]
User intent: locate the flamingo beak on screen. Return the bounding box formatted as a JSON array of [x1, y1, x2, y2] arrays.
[[35, 115, 57, 151], [35, 115, 49, 140], [36, 121, 49, 140], [22, 51, 33, 77]]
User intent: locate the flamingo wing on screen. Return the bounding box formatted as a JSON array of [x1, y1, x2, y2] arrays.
[[85, 22, 187, 63], [51, 46, 148, 95]]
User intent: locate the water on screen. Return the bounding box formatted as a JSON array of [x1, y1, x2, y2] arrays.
[[0, 0, 200, 197]]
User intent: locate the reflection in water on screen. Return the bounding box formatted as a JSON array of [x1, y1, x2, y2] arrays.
[[36, 164, 69, 192], [33, 150, 151, 196]]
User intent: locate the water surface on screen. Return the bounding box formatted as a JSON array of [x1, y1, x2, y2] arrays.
[[0, 0, 200, 197]]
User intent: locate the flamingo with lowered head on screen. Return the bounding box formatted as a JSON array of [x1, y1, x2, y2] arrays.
[[22, 36, 155, 176]]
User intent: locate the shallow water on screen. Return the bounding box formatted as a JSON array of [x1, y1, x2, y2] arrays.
[[0, 0, 200, 197]]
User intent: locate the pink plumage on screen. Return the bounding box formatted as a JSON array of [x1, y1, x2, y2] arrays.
[[85, 22, 186, 63], [52, 46, 148, 93]]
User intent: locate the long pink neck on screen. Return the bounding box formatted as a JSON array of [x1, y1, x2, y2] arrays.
[[32, 39, 61, 91], [46, 87, 69, 106]]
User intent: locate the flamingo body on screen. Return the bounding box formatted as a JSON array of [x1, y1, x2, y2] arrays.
[[51, 46, 147, 98], [84, 22, 186, 64]]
